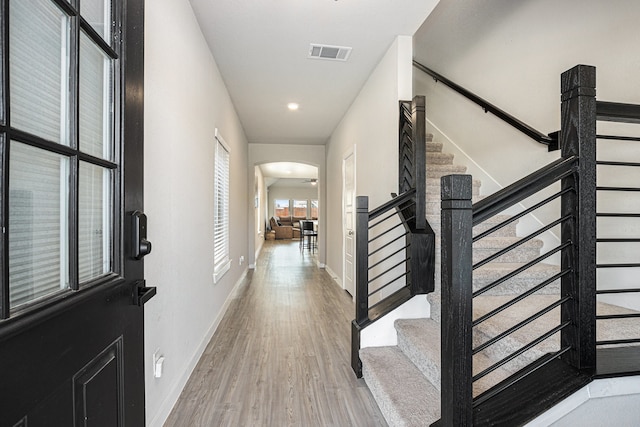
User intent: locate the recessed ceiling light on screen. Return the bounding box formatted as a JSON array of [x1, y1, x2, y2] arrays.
[[287, 103, 299, 111]]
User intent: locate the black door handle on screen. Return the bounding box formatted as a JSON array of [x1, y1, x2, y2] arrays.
[[132, 280, 156, 306], [132, 210, 152, 259]]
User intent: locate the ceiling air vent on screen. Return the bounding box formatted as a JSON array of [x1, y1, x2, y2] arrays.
[[308, 44, 352, 61]]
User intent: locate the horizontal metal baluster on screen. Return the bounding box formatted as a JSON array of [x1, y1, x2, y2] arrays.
[[368, 234, 407, 257], [596, 338, 640, 346], [597, 213, 640, 218], [473, 296, 570, 355], [597, 186, 640, 192], [596, 313, 640, 320], [368, 259, 409, 287], [368, 272, 410, 301], [368, 222, 406, 243], [368, 244, 410, 271], [473, 270, 570, 327], [473, 216, 570, 269], [472, 321, 571, 382], [597, 160, 640, 167], [597, 134, 640, 142], [473, 242, 571, 297], [473, 189, 572, 242], [597, 288, 640, 294], [597, 238, 640, 243], [597, 263, 640, 268], [369, 210, 399, 230]]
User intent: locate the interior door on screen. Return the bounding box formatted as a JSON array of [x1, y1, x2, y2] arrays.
[[343, 149, 356, 296], [0, 1, 152, 426]]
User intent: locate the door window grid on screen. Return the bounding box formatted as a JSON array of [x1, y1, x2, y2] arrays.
[[213, 129, 231, 284], [0, 0, 120, 318]]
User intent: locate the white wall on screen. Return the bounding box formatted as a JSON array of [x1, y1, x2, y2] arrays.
[[325, 35, 430, 341], [143, 1, 249, 425], [413, 0, 640, 310]]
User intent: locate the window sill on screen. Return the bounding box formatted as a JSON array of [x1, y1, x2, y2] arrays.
[[213, 259, 232, 284]]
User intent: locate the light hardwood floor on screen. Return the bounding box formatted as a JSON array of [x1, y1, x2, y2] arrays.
[[163, 240, 387, 426]]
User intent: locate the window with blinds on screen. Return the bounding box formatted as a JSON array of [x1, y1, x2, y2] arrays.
[[2, 0, 117, 315], [213, 129, 231, 283]]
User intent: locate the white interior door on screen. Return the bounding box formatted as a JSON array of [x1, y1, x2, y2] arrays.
[[343, 149, 356, 296]]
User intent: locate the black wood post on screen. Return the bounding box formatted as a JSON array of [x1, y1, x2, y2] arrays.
[[413, 96, 427, 230], [560, 65, 597, 371], [440, 174, 473, 426], [352, 196, 370, 377]]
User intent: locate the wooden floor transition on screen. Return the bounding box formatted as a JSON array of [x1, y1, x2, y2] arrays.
[[164, 240, 386, 426]]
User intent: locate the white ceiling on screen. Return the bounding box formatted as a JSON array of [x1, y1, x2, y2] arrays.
[[260, 162, 318, 179], [188, 0, 440, 145]]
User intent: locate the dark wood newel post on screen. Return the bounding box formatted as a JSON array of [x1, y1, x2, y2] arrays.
[[352, 196, 370, 377], [413, 96, 426, 230], [560, 65, 597, 371], [440, 174, 473, 426]]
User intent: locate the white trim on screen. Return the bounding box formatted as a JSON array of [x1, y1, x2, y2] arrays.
[[342, 145, 356, 297], [325, 264, 343, 288], [524, 375, 640, 426], [148, 269, 249, 427]]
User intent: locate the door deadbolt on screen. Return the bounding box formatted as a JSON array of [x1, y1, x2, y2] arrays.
[[132, 210, 152, 260]]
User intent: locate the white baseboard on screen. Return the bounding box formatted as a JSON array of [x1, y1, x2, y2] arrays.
[[148, 269, 248, 427], [324, 265, 343, 289]]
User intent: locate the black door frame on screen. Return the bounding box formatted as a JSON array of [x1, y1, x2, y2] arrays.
[[0, 0, 148, 425]]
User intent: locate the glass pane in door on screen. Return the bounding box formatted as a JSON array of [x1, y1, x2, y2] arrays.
[[80, 32, 113, 160], [10, 0, 70, 145], [9, 142, 70, 309], [81, 0, 112, 41], [79, 162, 112, 283]]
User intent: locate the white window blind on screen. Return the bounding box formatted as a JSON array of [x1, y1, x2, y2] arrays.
[[10, 0, 69, 145], [213, 129, 230, 283], [9, 142, 70, 309]]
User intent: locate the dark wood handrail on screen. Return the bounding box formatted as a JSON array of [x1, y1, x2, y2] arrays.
[[472, 156, 577, 225], [596, 101, 640, 124], [368, 188, 416, 220], [413, 60, 558, 150]]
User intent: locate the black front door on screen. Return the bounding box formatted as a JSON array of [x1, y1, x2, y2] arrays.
[[0, 0, 150, 425]]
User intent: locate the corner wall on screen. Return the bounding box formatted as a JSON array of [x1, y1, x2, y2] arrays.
[[325, 35, 413, 288], [143, 0, 249, 425]]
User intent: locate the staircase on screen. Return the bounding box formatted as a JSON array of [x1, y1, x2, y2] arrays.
[[360, 136, 558, 426], [359, 134, 639, 426]]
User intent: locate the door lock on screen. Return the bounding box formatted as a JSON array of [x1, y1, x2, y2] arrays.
[[132, 210, 152, 260]]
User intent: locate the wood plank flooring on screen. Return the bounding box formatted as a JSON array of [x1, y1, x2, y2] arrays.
[[163, 240, 387, 426]]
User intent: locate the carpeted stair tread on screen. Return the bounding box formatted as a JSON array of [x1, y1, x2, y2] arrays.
[[426, 164, 468, 179], [361, 346, 441, 426], [473, 262, 560, 295], [426, 141, 443, 152], [393, 318, 525, 398], [395, 318, 441, 389], [426, 152, 455, 165]]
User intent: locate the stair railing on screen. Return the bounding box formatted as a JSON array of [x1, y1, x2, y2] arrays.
[[351, 96, 435, 377], [439, 65, 600, 426], [413, 60, 560, 151], [593, 100, 640, 376]]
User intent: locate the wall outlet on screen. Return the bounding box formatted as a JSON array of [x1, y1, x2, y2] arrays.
[[239, 256, 244, 265], [153, 350, 164, 378]]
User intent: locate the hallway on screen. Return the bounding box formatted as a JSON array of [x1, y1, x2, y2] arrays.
[[164, 240, 386, 426]]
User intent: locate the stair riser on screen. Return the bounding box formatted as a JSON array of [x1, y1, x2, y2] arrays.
[[426, 142, 443, 153], [427, 153, 455, 165]]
